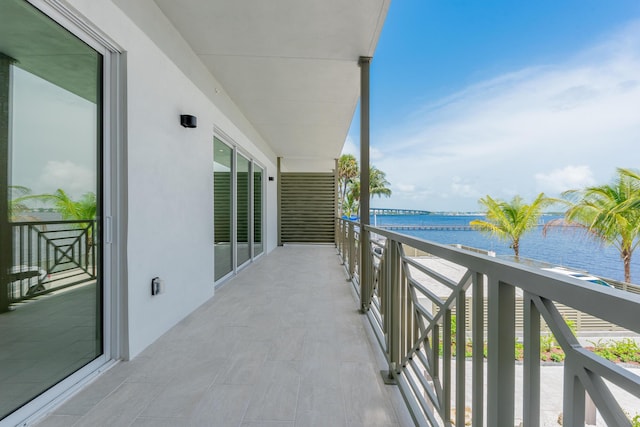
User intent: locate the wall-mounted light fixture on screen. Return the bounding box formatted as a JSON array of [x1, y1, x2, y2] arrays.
[[180, 114, 197, 128]]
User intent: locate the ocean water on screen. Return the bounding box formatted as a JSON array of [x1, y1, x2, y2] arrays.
[[370, 214, 640, 284]]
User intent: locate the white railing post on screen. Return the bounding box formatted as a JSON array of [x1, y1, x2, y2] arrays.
[[472, 272, 484, 427], [487, 278, 515, 426], [359, 227, 369, 312], [384, 239, 401, 381], [455, 286, 467, 427], [563, 372, 586, 426], [347, 222, 355, 281], [523, 292, 541, 426], [443, 308, 452, 423]]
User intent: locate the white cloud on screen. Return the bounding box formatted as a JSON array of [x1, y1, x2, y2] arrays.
[[38, 160, 95, 197], [341, 136, 384, 163], [535, 165, 596, 194], [342, 136, 358, 157], [396, 183, 416, 192], [369, 21, 640, 211], [371, 147, 383, 161], [450, 176, 482, 198]]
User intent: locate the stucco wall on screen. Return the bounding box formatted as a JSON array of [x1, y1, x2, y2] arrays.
[[66, 0, 279, 358]]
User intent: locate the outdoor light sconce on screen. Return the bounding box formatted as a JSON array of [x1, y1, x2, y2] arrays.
[[180, 114, 197, 128]]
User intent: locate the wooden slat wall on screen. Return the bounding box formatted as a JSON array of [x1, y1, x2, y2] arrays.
[[442, 298, 630, 335], [280, 172, 335, 243]]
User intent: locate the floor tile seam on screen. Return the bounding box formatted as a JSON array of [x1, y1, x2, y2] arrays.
[[52, 373, 129, 418], [71, 381, 162, 427], [340, 259, 406, 424], [355, 305, 408, 425], [241, 375, 302, 424], [209, 351, 269, 388], [127, 384, 170, 427]]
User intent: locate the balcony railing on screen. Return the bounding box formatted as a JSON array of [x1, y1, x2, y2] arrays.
[[336, 218, 640, 427], [8, 219, 97, 303]]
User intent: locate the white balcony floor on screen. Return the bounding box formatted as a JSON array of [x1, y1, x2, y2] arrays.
[[36, 245, 412, 427]]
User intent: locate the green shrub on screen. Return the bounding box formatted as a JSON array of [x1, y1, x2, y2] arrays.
[[590, 338, 640, 363], [540, 334, 555, 353]]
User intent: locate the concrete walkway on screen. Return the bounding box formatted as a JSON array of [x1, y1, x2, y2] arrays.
[[36, 245, 413, 427]]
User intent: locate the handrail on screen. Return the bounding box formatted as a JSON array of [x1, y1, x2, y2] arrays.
[[336, 217, 640, 427]]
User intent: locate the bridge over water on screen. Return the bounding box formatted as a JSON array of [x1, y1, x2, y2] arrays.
[[377, 225, 474, 231], [370, 208, 431, 216]]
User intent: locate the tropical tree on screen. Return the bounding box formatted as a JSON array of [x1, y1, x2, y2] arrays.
[[470, 193, 554, 258], [9, 186, 33, 221], [557, 168, 640, 283], [341, 165, 392, 217], [38, 189, 97, 220], [369, 166, 392, 198], [337, 154, 359, 216]]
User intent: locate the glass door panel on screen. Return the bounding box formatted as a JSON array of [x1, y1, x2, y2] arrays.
[[236, 154, 251, 266], [253, 164, 264, 256], [214, 138, 233, 281], [1, 0, 102, 418]]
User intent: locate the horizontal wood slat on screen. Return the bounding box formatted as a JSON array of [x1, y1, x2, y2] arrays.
[[281, 172, 335, 243]]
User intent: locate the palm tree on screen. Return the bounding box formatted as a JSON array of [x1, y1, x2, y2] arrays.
[[470, 193, 553, 258], [343, 166, 392, 217], [9, 186, 33, 221], [369, 166, 392, 198], [558, 168, 640, 283], [337, 154, 359, 217], [31, 189, 97, 220]]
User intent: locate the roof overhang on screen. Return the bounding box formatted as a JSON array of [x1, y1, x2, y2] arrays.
[[152, 0, 390, 168]]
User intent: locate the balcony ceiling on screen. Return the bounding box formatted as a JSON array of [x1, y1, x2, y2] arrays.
[[153, 0, 390, 162]]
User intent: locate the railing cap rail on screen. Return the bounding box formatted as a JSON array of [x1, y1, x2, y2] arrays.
[[361, 222, 640, 333]]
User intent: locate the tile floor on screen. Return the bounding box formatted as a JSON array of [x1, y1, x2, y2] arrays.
[[35, 245, 413, 427]]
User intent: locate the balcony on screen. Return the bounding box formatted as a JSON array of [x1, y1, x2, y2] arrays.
[[336, 219, 640, 427], [28, 220, 640, 427], [35, 244, 412, 427]]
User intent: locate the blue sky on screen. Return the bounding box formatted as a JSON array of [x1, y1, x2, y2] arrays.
[[344, 0, 640, 211]]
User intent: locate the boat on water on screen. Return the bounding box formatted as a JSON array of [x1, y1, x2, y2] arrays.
[[542, 266, 613, 288]]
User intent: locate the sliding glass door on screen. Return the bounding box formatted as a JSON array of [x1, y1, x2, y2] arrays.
[[213, 137, 264, 282], [213, 138, 233, 281], [1, 0, 103, 419]]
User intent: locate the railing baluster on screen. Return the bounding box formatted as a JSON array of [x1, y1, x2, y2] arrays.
[[523, 291, 541, 427], [487, 278, 515, 427], [456, 287, 466, 427], [348, 222, 355, 280], [20, 224, 25, 296], [443, 308, 452, 424], [432, 323, 440, 391], [563, 372, 586, 426], [472, 272, 484, 427], [400, 249, 410, 361], [390, 240, 401, 375]]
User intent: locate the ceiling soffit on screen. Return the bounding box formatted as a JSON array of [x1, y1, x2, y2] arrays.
[[153, 0, 389, 164]]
